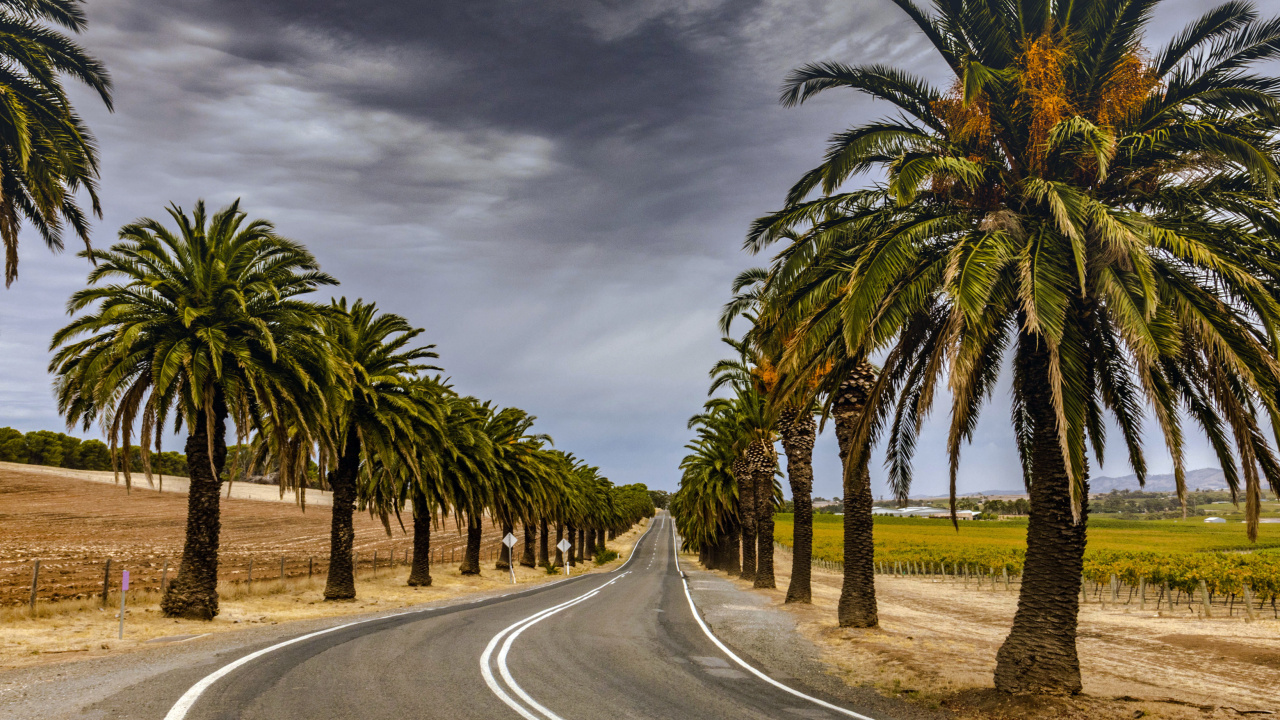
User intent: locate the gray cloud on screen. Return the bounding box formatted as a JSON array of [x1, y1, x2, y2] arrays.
[[0, 0, 1236, 500]]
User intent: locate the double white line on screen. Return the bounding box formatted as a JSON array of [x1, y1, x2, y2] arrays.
[[479, 573, 629, 720]]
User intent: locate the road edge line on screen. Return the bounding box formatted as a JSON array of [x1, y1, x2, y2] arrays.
[[670, 522, 879, 720]]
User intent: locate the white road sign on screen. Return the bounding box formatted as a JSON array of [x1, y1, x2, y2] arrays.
[[502, 533, 518, 548], [556, 539, 571, 553]]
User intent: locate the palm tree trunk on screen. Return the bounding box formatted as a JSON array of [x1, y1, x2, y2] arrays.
[[736, 458, 757, 583], [538, 518, 551, 567], [585, 528, 597, 562], [994, 341, 1086, 695], [161, 394, 228, 620], [555, 520, 565, 566], [834, 364, 878, 627], [460, 512, 482, 575], [752, 440, 777, 589], [497, 520, 514, 570], [323, 427, 361, 601], [576, 527, 586, 563], [712, 533, 729, 569], [407, 509, 432, 586], [779, 407, 817, 603], [725, 522, 741, 576], [521, 522, 536, 567]]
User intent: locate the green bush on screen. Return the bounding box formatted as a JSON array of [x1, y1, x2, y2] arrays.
[[594, 549, 619, 565], [541, 561, 561, 575]]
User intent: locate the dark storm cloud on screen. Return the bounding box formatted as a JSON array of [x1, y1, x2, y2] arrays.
[[0, 0, 1232, 499]]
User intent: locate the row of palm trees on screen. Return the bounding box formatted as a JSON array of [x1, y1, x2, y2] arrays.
[[47, 201, 654, 620], [0, 1, 655, 622], [675, 0, 1280, 697]]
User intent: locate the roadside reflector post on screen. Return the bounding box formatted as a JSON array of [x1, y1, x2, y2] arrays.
[[503, 533, 518, 584], [119, 570, 130, 639], [29, 559, 40, 614]]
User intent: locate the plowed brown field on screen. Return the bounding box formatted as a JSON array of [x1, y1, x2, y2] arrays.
[[0, 465, 502, 605]]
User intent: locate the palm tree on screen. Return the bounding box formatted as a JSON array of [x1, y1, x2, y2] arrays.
[[722, 268, 828, 603], [764, 0, 1280, 693], [708, 344, 781, 589], [319, 298, 441, 601], [0, 0, 113, 288], [50, 200, 337, 619], [673, 436, 737, 565], [356, 377, 453, 588]]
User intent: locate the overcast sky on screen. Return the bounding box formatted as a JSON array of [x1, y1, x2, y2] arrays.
[[0, 0, 1240, 498]]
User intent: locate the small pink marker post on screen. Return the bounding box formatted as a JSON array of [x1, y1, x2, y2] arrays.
[[118, 570, 129, 639]]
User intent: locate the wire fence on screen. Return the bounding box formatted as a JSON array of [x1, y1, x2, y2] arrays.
[[769, 541, 1278, 621], [2, 540, 511, 608]]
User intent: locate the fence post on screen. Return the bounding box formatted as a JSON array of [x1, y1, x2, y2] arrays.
[[248, 560, 253, 593], [373, 550, 378, 578], [308, 556, 314, 579], [1003, 567, 1010, 591], [1110, 574, 1119, 605], [102, 558, 112, 608], [1199, 580, 1212, 619], [1139, 578, 1146, 611], [29, 559, 40, 614], [1245, 585, 1257, 622]]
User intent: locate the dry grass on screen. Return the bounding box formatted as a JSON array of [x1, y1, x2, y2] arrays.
[[699, 546, 1280, 719], [0, 518, 650, 671]]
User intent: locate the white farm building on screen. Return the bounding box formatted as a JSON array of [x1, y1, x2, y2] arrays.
[[872, 506, 977, 520]]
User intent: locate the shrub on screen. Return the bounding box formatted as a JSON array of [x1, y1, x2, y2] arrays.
[[594, 549, 619, 565]]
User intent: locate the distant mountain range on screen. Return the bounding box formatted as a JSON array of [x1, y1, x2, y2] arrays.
[[950, 468, 1229, 498], [1089, 467, 1228, 493]]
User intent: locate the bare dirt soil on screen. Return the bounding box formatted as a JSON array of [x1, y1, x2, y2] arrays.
[[727, 548, 1280, 719], [0, 465, 505, 605], [0, 518, 650, 672]]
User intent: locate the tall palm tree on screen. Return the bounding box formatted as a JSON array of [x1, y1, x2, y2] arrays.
[[697, 353, 780, 588], [0, 0, 113, 287], [357, 377, 453, 588], [674, 425, 740, 570], [50, 200, 337, 620], [763, 0, 1280, 693], [721, 268, 828, 603], [319, 298, 441, 601]]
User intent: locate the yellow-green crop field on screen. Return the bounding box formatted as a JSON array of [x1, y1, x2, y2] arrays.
[[774, 513, 1280, 598]]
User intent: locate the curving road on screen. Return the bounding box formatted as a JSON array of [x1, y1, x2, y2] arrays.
[[131, 512, 885, 720]]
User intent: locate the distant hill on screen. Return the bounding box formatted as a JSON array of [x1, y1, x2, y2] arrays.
[[1090, 467, 1227, 493]]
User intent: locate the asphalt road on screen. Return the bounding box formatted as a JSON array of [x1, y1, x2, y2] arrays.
[[80, 512, 892, 720]]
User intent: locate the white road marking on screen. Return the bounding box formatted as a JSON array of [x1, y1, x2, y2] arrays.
[[162, 564, 588, 720], [670, 522, 879, 720], [163, 608, 429, 720], [478, 516, 659, 719]]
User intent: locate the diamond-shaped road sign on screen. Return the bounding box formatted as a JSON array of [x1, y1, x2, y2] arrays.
[[502, 533, 518, 548], [556, 539, 571, 553]]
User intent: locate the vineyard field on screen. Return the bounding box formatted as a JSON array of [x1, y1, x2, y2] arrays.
[[774, 513, 1280, 598]]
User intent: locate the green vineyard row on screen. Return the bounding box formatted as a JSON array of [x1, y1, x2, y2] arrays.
[[774, 515, 1280, 599]]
